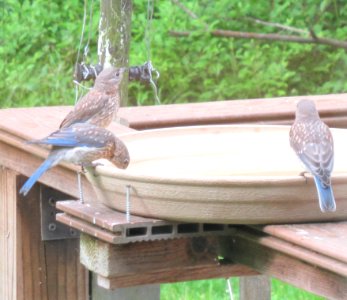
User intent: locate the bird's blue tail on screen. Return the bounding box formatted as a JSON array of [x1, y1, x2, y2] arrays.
[[313, 176, 336, 212], [19, 157, 55, 196]]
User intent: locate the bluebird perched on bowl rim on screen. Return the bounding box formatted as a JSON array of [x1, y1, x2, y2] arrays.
[[19, 122, 130, 196], [289, 99, 336, 212]]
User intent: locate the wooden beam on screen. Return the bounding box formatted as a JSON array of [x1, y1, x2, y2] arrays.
[[97, 264, 257, 290], [226, 227, 347, 299], [80, 234, 257, 289], [118, 94, 347, 129]]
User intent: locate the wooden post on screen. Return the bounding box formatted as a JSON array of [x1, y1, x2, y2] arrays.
[[0, 170, 88, 300], [98, 0, 132, 107], [239, 275, 271, 300]]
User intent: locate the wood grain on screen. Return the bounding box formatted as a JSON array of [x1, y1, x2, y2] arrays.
[[256, 222, 347, 263], [0, 168, 18, 300], [239, 275, 271, 300], [80, 234, 257, 288], [0, 173, 89, 300], [117, 94, 347, 129], [227, 227, 347, 299], [16, 178, 89, 300], [97, 264, 257, 289]]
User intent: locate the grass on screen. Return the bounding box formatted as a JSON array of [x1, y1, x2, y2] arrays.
[[161, 278, 324, 300]]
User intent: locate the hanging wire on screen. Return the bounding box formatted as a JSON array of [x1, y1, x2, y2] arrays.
[[226, 278, 234, 300], [144, 0, 161, 105], [74, 0, 95, 104], [83, 0, 95, 63]]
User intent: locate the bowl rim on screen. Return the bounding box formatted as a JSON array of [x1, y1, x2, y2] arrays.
[[92, 124, 347, 187]]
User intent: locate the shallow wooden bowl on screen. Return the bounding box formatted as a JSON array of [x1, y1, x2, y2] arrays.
[[85, 125, 347, 224]]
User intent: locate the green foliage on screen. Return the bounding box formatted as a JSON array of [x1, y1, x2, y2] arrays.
[[161, 278, 324, 300], [1, 0, 347, 108]]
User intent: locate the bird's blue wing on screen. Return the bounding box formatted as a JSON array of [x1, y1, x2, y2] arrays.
[[29, 128, 80, 147], [29, 123, 109, 148]]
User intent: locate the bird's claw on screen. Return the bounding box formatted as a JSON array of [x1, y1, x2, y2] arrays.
[[300, 171, 309, 184], [92, 161, 104, 168]]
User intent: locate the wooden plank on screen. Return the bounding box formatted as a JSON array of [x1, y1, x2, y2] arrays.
[[0, 168, 18, 300], [97, 264, 258, 289], [13, 177, 89, 300], [241, 227, 347, 276], [239, 275, 271, 300], [256, 222, 347, 263], [56, 200, 234, 244], [56, 200, 164, 232], [44, 240, 88, 300], [80, 234, 257, 288], [16, 177, 49, 300], [117, 94, 347, 129], [94, 281, 159, 299], [227, 229, 347, 299], [0, 106, 132, 141], [93, 275, 160, 300]]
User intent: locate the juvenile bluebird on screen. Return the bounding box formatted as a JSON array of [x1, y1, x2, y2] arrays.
[[60, 67, 125, 129], [289, 99, 336, 212], [20, 123, 130, 196]]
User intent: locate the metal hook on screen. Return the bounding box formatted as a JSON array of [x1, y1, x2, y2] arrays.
[[125, 185, 131, 222], [77, 171, 84, 204]]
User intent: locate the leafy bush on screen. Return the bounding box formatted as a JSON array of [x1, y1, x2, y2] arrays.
[[1, 0, 347, 108]]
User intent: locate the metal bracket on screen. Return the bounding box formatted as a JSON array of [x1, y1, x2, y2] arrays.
[[40, 186, 80, 241]]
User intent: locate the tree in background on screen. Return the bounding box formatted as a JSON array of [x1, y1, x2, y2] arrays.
[[1, 0, 347, 107]]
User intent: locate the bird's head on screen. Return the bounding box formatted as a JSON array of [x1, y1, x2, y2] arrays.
[[95, 67, 125, 92], [111, 137, 130, 169], [295, 99, 320, 120]]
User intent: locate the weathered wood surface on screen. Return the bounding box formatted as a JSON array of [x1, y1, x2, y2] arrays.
[[228, 226, 347, 300], [0, 170, 88, 300], [56, 200, 234, 244], [118, 94, 347, 129], [97, 264, 257, 290], [254, 222, 347, 264], [80, 234, 257, 289], [239, 275, 271, 300], [0, 168, 18, 300]]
